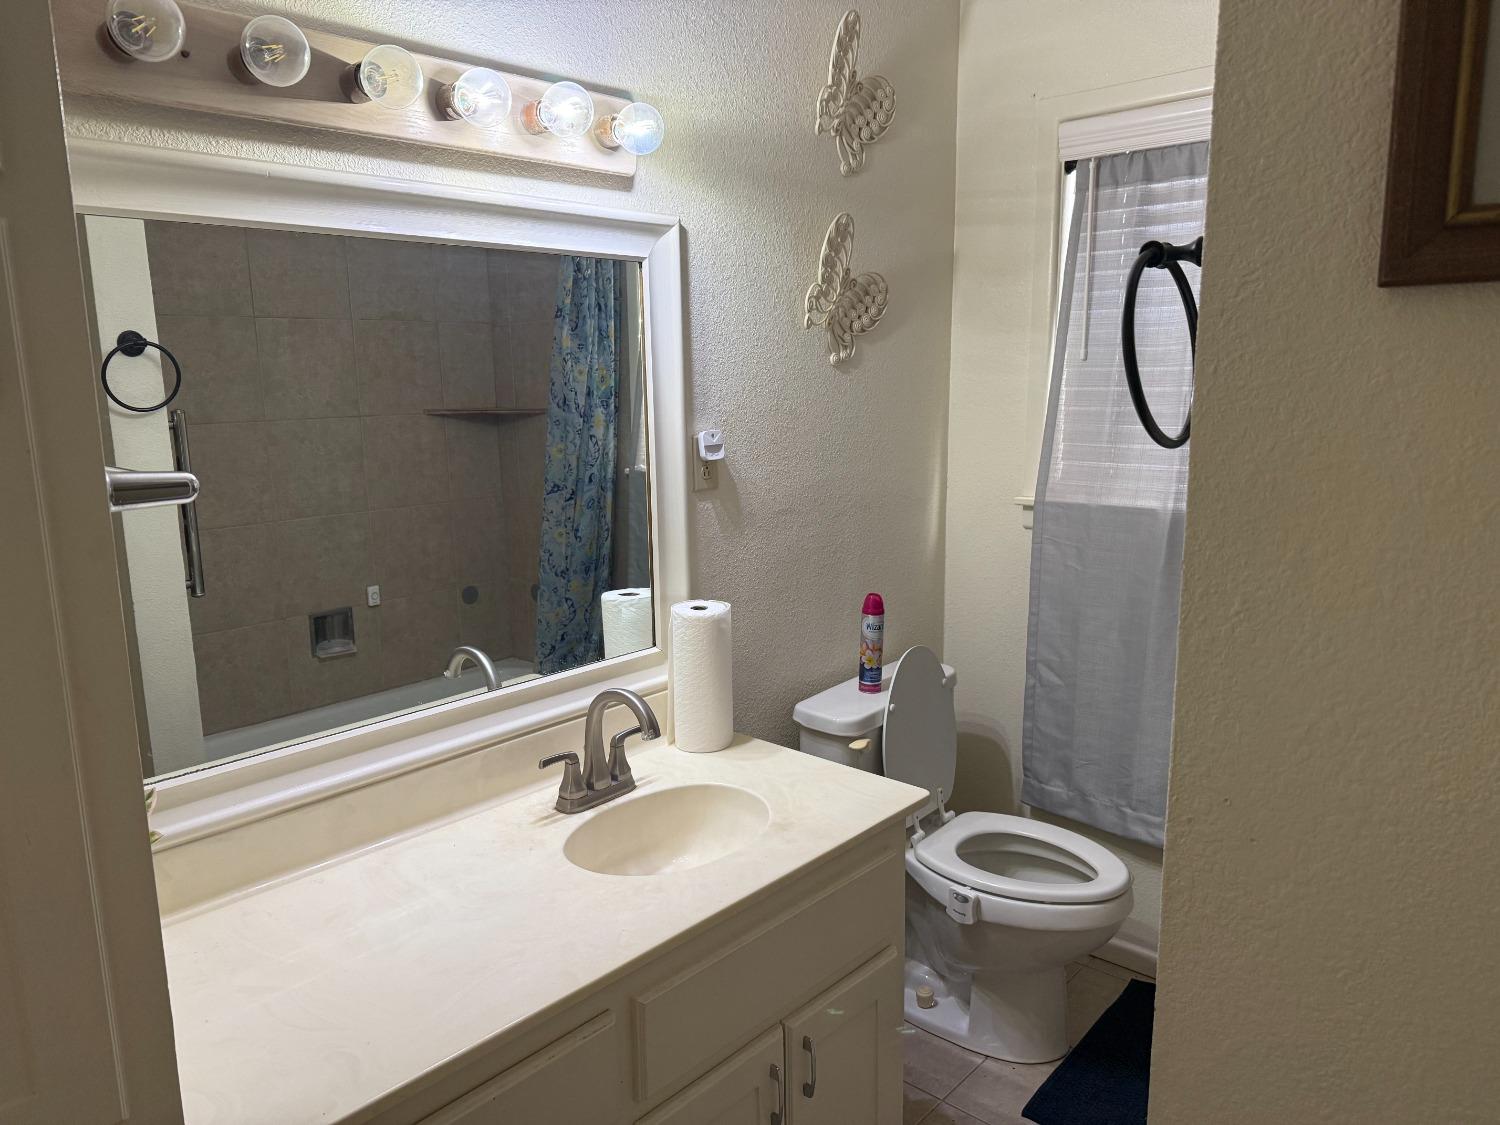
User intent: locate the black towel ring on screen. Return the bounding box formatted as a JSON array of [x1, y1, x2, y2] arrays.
[[1120, 236, 1202, 449], [100, 329, 183, 414]]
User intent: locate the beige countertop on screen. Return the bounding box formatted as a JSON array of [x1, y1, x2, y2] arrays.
[[162, 736, 925, 1124]]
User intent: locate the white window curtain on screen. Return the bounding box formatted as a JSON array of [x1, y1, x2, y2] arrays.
[[1022, 141, 1209, 847]]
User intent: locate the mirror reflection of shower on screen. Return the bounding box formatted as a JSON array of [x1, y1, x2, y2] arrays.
[[83, 217, 653, 781]]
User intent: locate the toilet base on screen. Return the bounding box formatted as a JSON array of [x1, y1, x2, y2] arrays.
[[903, 957, 1068, 1064]]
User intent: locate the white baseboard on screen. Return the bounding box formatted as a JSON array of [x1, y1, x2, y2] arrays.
[[1096, 918, 1158, 978]]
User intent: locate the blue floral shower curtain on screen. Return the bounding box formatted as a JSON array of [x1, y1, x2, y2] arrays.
[[533, 257, 619, 675]]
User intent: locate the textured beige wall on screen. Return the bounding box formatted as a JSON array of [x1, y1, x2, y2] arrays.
[[945, 0, 1219, 948], [65, 0, 959, 747], [1152, 0, 1500, 1118]]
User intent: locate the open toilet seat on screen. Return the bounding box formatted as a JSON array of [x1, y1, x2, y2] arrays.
[[913, 811, 1131, 905]]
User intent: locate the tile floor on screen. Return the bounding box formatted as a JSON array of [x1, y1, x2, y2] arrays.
[[902, 956, 1154, 1125]]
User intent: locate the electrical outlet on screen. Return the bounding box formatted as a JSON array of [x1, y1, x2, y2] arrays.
[[367, 584, 381, 607], [693, 458, 718, 491]]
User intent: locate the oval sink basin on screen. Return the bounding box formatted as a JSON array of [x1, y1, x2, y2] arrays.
[[563, 783, 771, 876]]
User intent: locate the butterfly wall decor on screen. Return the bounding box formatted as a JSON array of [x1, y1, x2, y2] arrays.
[[815, 9, 896, 176], [804, 212, 889, 366]]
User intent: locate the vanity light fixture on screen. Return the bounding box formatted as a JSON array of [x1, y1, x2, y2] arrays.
[[103, 0, 186, 63], [238, 15, 311, 88], [438, 67, 513, 129], [594, 101, 665, 156], [348, 43, 425, 110], [522, 80, 595, 139]]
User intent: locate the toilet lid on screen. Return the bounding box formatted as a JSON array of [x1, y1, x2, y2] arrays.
[[881, 646, 955, 817]]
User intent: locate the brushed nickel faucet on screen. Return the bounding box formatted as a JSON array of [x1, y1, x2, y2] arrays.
[[445, 645, 499, 691], [539, 687, 661, 813]]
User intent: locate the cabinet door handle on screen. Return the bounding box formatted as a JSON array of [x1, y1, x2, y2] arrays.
[[801, 1035, 817, 1098], [769, 1062, 784, 1125]]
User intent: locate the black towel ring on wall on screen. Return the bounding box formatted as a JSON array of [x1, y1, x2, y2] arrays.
[[1120, 236, 1203, 449], [100, 329, 183, 414]]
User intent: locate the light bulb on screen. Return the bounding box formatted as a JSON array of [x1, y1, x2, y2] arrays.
[[239, 16, 311, 88], [439, 67, 512, 129], [352, 44, 424, 111], [522, 81, 595, 139], [596, 101, 665, 156], [103, 0, 185, 63]]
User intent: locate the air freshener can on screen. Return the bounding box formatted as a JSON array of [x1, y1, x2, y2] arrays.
[[859, 592, 885, 693]]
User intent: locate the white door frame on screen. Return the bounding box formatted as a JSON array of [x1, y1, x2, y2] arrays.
[[0, 2, 182, 1120]]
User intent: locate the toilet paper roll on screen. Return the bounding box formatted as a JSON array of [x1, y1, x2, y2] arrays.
[[602, 588, 654, 659], [670, 600, 734, 754]]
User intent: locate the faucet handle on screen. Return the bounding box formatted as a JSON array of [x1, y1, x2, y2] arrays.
[[608, 726, 642, 786], [539, 751, 587, 802]]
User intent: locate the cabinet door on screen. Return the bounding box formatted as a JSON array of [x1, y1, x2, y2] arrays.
[[637, 1027, 785, 1125], [783, 947, 903, 1125]]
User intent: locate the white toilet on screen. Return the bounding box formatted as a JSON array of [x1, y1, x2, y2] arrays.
[[793, 646, 1132, 1063]]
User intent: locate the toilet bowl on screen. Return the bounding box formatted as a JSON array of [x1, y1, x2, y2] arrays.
[[793, 645, 1133, 1063]]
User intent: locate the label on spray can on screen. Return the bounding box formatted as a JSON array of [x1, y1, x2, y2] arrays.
[[859, 592, 885, 693]]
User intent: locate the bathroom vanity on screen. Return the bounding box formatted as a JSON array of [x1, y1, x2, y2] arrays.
[[162, 736, 925, 1124]]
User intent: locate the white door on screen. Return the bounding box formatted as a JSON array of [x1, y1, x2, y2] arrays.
[[782, 947, 903, 1125], [636, 1027, 786, 1125], [0, 2, 182, 1121]]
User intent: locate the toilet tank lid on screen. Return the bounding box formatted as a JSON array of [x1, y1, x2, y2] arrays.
[[793, 663, 956, 738]]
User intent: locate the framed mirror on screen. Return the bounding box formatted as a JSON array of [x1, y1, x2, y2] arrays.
[[1381, 0, 1500, 284], [72, 142, 686, 792]]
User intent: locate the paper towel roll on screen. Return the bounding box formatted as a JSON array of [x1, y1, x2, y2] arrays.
[[670, 600, 734, 753], [602, 588, 654, 658]]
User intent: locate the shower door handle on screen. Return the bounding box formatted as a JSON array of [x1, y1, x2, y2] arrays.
[[168, 410, 206, 598], [105, 466, 199, 510], [103, 411, 207, 599]]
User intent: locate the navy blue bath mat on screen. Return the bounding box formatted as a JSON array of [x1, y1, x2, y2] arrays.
[[1023, 978, 1155, 1125]]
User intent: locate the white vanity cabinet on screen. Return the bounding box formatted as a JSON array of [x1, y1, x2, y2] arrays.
[[401, 829, 907, 1125]]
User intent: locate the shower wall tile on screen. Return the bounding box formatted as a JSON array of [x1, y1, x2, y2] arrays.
[[501, 249, 561, 411], [145, 221, 253, 317], [283, 605, 383, 713], [458, 579, 511, 659], [369, 504, 453, 600], [154, 314, 262, 423], [266, 417, 366, 519], [443, 417, 502, 500], [509, 581, 536, 664], [449, 495, 504, 587], [257, 317, 358, 419], [378, 586, 460, 690], [191, 421, 279, 529], [501, 415, 547, 591], [354, 319, 442, 414], [247, 229, 349, 319], [491, 323, 518, 408], [271, 512, 370, 620], [437, 245, 490, 323], [346, 237, 437, 322], [362, 415, 448, 509], [194, 620, 291, 734], [438, 321, 496, 409], [189, 523, 280, 635]]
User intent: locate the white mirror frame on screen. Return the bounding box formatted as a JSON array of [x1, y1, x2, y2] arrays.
[[67, 139, 689, 846]]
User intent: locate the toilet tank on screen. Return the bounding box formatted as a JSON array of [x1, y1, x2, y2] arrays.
[[792, 674, 888, 773]]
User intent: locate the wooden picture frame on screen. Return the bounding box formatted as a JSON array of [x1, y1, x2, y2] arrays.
[[1380, 0, 1500, 285]]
